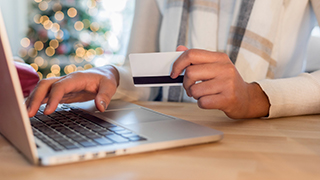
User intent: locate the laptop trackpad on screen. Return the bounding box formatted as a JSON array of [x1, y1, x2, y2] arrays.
[[95, 108, 175, 125]]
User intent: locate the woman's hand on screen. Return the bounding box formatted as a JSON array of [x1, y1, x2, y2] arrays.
[[172, 45, 270, 119], [26, 65, 119, 117]]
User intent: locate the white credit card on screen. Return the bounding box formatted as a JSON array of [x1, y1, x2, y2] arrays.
[[129, 52, 184, 87]]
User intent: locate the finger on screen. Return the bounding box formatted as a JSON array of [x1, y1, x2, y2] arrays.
[[197, 94, 228, 110], [43, 75, 88, 114], [26, 77, 61, 117], [171, 49, 229, 79], [188, 79, 226, 100], [183, 63, 233, 96], [176, 45, 188, 51], [94, 77, 118, 112]]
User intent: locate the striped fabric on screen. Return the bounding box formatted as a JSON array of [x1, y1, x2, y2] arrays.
[[163, 0, 283, 101]]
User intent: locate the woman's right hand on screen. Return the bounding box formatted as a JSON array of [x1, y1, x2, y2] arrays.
[[25, 65, 119, 117]]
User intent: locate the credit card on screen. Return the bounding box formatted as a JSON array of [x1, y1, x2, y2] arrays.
[[129, 52, 184, 87]]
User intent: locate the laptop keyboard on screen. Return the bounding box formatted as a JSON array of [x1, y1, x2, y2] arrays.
[[30, 104, 146, 151]]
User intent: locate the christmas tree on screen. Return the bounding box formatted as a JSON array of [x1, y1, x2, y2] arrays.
[[19, 0, 116, 79]]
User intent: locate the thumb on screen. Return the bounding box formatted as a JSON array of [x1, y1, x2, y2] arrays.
[[94, 80, 117, 112], [176, 45, 188, 51]]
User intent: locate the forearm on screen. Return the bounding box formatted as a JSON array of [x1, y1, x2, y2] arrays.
[[256, 70, 320, 118]]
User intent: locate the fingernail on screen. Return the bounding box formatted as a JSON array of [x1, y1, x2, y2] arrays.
[[100, 100, 107, 110], [27, 106, 31, 113], [44, 104, 50, 113], [170, 72, 175, 78]]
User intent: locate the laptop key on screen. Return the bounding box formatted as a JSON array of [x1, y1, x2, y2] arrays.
[[106, 134, 129, 143], [93, 138, 113, 145], [79, 141, 98, 147]]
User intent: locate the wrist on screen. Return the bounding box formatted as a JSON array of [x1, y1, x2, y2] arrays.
[[247, 82, 270, 118]]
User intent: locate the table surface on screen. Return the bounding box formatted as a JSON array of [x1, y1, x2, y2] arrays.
[[1, 101, 320, 180]]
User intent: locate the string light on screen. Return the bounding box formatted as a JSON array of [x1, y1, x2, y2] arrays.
[[67, 7, 77, 18], [33, 14, 41, 24], [82, 19, 91, 29], [37, 72, 43, 80], [76, 47, 86, 57], [51, 64, 61, 74], [34, 41, 44, 51], [28, 48, 38, 58], [39, 15, 49, 24], [55, 11, 64, 21], [45, 47, 55, 57], [46, 73, 56, 78], [90, 22, 100, 32], [30, 63, 39, 71], [55, 30, 64, 40], [52, 3, 62, 12], [38, 1, 48, 11], [95, 47, 104, 55], [84, 64, 93, 70], [20, 38, 30, 48], [34, 0, 42, 3], [49, 39, 59, 49], [51, 23, 60, 32], [18, 48, 28, 58], [74, 21, 84, 31], [34, 56, 44, 66]]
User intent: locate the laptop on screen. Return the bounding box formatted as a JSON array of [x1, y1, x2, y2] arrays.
[[0, 10, 223, 166]]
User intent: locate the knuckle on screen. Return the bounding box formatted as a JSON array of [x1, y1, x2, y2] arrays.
[[197, 98, 209, 109], [184, 49, 197, 60], [219, 53, 230, 60], [189, 85, 199, 99]]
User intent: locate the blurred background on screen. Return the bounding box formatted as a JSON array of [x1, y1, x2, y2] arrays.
[[0, 0, 134, 79], [1, 0, 320, 79]]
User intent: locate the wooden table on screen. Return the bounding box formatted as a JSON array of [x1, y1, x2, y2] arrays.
[[1, 101, 320, 180]]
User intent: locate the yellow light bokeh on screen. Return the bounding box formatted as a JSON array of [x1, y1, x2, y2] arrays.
[[84, 64, 93, 70], [20, 38, 30, 48], [45, 47, 55, 57], [39, 15, 49, 24], [74, 56, 84, 63], [51, 23, 60, 33], [34, 41, 44, 51], [51, 64, 61, 75], [18, 48, 28, 58], [34, 0, 42, 3], [30, 63, 39, 72], [33, 14, 41, 24], [46, 73, 56, 78], [37, 72, 43, 80], [55, 11, 64, 21], [50, 58, 60, 65], [64, 64, 77, 74], [90, 22, 100, 32], [77, 66, 84, 71], [49, 39, 59, 49], [38, 1, 48, 11], [28, 48, 38, 58], [67, 7, 77, 18], [40, 59, 48, 68], [76, 47, 86, 57], [34, 56, 44, 66], [74, 21, 84, 31], [52, 3, 62, 12], [95, 47, 104, 55], [55, 30, 64, 40], [82, 19, 91, 29]]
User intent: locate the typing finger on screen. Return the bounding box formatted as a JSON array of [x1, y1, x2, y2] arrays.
[[26, 77, 61, 117]]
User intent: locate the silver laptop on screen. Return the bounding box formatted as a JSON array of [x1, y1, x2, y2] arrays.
[[0, 10, 223, 166]]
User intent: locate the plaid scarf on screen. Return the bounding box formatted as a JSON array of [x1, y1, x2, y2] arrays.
[[163, 0, 283, 102]]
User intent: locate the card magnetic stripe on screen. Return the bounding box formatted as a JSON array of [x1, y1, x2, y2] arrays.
[[133, 75, 184, 85]]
